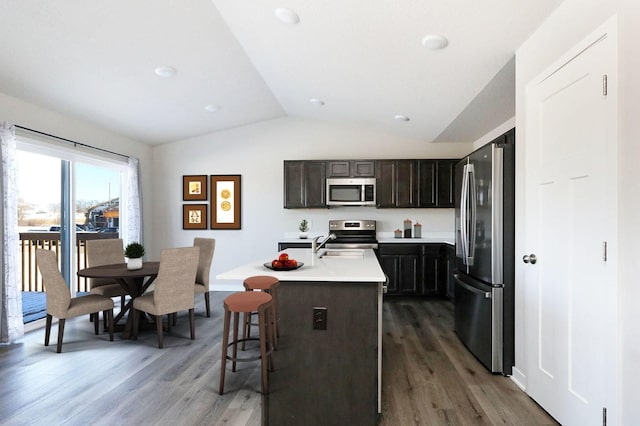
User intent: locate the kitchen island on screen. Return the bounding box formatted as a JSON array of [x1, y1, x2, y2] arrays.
[[217, 248, 386, 425]]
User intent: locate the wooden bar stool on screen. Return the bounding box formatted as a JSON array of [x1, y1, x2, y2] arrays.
[[219, 291, 274, 395], [242, 275, 280, 350]]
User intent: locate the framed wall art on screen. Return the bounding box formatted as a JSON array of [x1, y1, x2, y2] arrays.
[[183, 175, 208, 201], [210, 175, 241, 229], [183, 204, 208, 229]]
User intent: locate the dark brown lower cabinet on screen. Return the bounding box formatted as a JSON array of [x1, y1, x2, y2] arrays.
[[265, 280, 378, 425], [446, 244, 456, 300], [379, 243, 421, 294], [378, 243, 449, 296]]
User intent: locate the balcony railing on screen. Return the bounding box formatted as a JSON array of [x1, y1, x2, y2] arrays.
[[19, 232, 119, 293]]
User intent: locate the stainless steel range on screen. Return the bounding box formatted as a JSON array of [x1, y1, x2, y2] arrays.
[[325, 219, 378, 249]]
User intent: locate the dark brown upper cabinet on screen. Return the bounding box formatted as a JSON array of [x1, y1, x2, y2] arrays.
[[283, 160, 327, 209], [417, 159, 458, 208], [376, 160, 418, 208], [284, 158, 457, 209], [435, 159, 457, 207], [326, 160, 376, 178]]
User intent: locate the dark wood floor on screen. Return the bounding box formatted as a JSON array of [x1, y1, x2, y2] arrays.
[[0, 293, 557, 425], [380, 298, 557, 425]]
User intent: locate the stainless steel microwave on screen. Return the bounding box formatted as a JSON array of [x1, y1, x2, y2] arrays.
[[326, 178, 376, 206]]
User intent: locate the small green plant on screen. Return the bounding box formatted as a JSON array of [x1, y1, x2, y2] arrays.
[[298, 219, 310, 232], [124, 242, 145, 259]]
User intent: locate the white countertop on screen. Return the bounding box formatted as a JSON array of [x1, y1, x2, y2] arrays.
[[378, 237, 454, 245], [216, 248, 385, 283], [280, 232, 454, 245]]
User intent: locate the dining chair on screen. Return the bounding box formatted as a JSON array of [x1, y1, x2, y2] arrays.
[[193, 238, 215, 317], [86, 239, 127, 324], [132, 246, 199, 348], [36, 249, 114, 353]]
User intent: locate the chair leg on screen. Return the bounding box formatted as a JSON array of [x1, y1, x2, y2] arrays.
[[156, 315, 164, 349], [204, 292, 211, 317], [44, 314, 52, 346], [232, 312, 239, 372], [258, 309, 269, 394], [132, 309, 139, 340], [94, 313, 99, 335], [189, 308, 195, 340], [57, 318, 66, 353], [107, 309, 114, 341], [242, 312, 251, 350], [219, 308, 230, 395]]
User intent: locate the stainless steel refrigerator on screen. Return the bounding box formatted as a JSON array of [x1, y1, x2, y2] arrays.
[[454, 128, 515, 375]]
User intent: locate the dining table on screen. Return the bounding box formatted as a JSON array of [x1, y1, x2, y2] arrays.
[[77, 261, 160, 339]]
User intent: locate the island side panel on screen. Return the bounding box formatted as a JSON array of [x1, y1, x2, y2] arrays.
[[265, 280, 378, 426]]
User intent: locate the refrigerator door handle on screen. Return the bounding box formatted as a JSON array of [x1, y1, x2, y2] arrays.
[[468, 164, 477, 265], [460, 164, 470, 265], [454, 274, 491, 298], [460, 163, 476, 266]]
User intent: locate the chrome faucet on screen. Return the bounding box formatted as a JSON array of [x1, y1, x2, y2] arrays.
[[312, 233, 337, 254]]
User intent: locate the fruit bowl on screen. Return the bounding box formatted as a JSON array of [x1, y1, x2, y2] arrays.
[[263, 261, 304, 271], [265, 252, 302, 270]]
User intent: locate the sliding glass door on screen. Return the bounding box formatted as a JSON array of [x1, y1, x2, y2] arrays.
[[16, 142, 125, 324]]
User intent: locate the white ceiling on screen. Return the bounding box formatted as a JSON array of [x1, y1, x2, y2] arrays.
[[0, 0, 562, 145]]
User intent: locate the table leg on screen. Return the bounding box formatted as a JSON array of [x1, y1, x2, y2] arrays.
[[115, 276, 157, 339]]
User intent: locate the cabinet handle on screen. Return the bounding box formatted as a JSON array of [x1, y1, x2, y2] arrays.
[[522, 254, 537, 264]]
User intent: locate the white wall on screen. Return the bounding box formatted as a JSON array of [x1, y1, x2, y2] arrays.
[[515, 1, 640, 423], [471, 117, 515, 151], [152, 117, 472, 289], [0, 92, 155, 248]]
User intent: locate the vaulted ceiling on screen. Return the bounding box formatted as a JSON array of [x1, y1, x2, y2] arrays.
[[0, 0, 562, 145]]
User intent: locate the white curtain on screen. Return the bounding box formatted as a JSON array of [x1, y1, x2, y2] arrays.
[[125, 157, 142, 246], [0, 122, 23, 343]]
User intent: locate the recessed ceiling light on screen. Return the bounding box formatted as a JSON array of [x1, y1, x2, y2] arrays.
[[394, 115, 410, 122], [204, 104, 221, 113], [154, 66, 177, 77], [275, 8, 300, 24], [421, 34, 448, 50], [309, 98, 325, 106]]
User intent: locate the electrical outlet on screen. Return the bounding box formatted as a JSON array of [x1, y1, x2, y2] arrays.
[[313, 307, 327, 330]]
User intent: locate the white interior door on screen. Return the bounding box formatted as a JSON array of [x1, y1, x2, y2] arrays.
[[524, 19, 617, 426]]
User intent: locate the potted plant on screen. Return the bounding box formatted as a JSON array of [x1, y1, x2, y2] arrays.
[[124, 242, 145, 270], [298, 219, 310, 239]]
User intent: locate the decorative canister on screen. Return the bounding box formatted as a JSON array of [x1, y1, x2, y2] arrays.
[[403, 219, 412, 238], [394, 229, 403, 238], [414, 222, 422, 238]]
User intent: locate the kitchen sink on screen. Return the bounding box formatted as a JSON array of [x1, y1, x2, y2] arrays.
[[319, 249, 365, 258]]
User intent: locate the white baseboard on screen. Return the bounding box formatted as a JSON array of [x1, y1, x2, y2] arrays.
[[510, 366, 527, 391]]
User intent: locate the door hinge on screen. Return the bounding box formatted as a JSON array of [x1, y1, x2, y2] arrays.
[[603, 75, 608, 96], [603, 407, 607, 426], [603, 241, 608, 262]]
